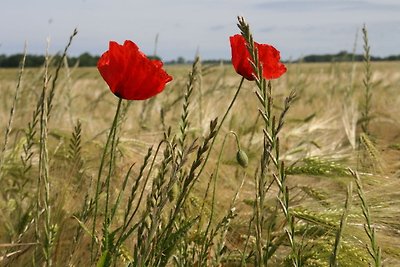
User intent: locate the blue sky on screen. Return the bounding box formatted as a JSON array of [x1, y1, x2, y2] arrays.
[[1, 0, 399, 61]]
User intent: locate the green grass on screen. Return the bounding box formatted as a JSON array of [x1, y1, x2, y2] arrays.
[[0, 42, 400, 265]]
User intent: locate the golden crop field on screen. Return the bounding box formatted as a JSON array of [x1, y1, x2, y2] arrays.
[[1, 57, 400, 266]]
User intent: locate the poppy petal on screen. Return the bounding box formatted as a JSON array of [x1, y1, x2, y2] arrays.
[[230, 34, 255, 80], [230, 34, 286, 80], [97, 40, 173, 100]]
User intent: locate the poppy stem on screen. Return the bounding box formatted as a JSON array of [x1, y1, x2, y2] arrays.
[[91, 97, 123, 263], [229, 130, 242, 151], [104, 97, 123, 229], [197, 76, 245, 179]]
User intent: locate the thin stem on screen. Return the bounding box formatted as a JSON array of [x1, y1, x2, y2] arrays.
[[197, 76, 245, 178], [237, 15, 297, 266], [104, 99, 123, 223], [361, 24, 372, 135], [199, 134, 229, 261], [330, 183, 353, 267], [47, 28, 78, 121], [350, 169, 381, 267], [0, 44, 27, 182], [230, 131, 242, 150], [38, 41, 52, 267], [91, 97, 123, 263]]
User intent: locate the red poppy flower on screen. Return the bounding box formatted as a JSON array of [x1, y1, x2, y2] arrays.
[[230, 34, 287, 81], [97, 40, 173, 100]]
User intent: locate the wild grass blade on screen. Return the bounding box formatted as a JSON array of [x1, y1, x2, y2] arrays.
[[330, 183, 353, 267], [0, 44, 27, 181]]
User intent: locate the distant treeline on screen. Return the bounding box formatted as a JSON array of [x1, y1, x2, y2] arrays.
[[0, 53, 100, 68], [300, 51, 400, 63], [0, 50, 399, 68]]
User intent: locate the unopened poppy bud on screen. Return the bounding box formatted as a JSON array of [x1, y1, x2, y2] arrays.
[[236, 149, 249, 168]]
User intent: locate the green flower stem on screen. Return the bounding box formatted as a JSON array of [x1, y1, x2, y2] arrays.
[[197, 76, 245, 178], [230, 131, 242, 150], [91, 97, 123, 263]]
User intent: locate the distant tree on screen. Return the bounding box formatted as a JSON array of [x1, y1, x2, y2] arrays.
[[27, 55, 45, 67], [67, 56, 79, 66], [335, 50, 351, 61], [1, 54, 23, 67], [177, 56, 185, 64], [0, 51, 399, 68], [387, 55, 400, 61], [78, 52, 98, 67], [0, 54, 6, 66]]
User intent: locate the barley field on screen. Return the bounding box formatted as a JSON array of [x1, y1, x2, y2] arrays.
[[0, 25, 400, 266]]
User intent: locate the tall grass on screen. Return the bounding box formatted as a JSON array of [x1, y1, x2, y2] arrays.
[[236, 16, 300, 266], [360, 25, 373, 135], [0, 45, 27, 182], [0, 17, 399, 267], [350, 169, 382, 267]]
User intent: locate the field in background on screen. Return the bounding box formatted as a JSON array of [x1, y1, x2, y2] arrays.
[[0, 60, 400, 266]]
